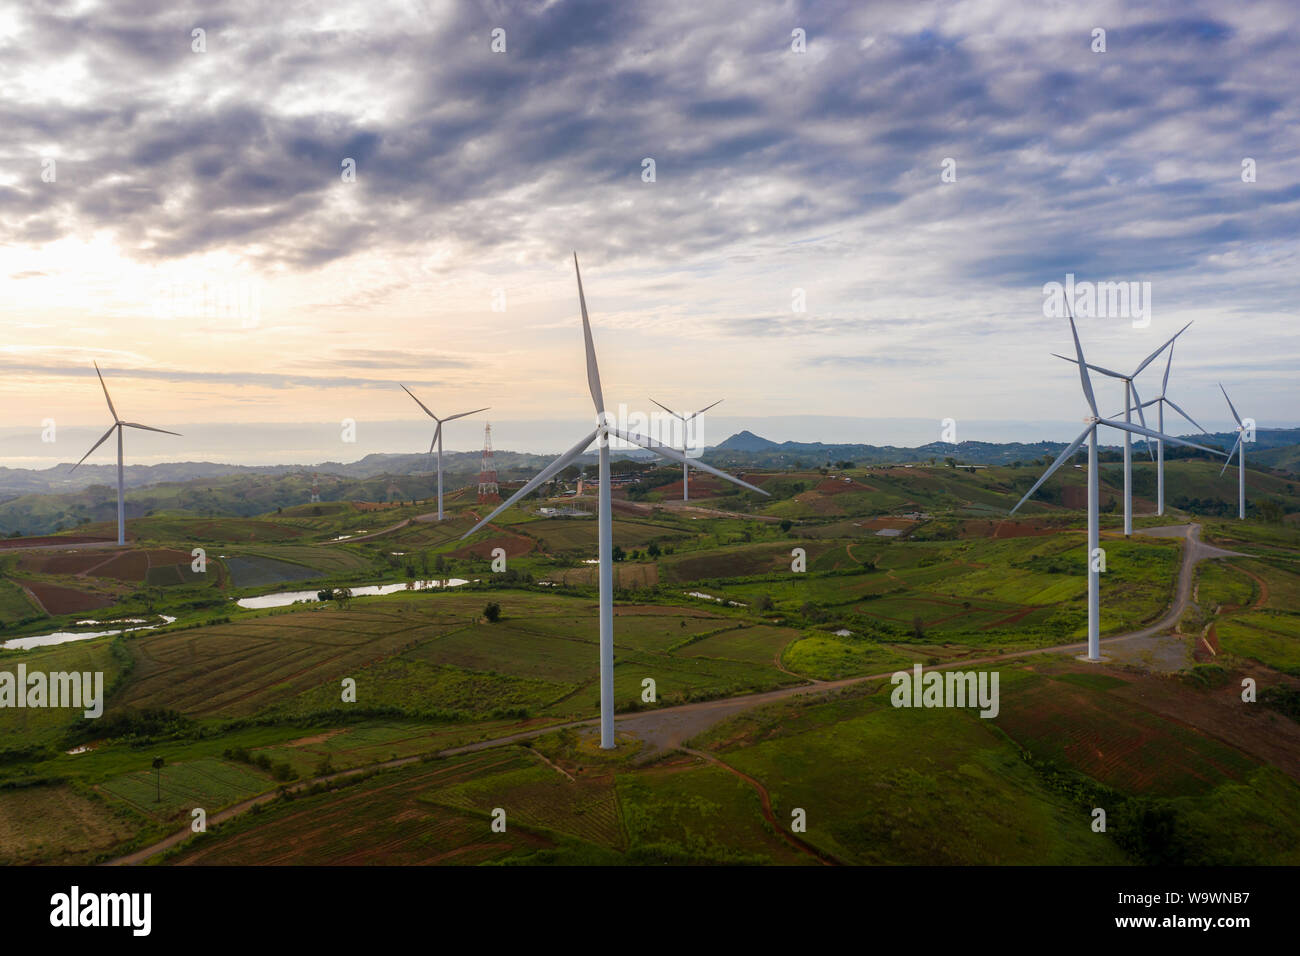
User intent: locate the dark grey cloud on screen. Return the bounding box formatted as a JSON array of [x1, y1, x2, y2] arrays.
[[1, 0, 1297, 302]]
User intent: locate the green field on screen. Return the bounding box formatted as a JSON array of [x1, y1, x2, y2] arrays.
[[0, 455, 1297, 866]]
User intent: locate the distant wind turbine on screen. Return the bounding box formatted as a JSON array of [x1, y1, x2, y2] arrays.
[[462, 254, 768, 748], [1219, 384, 1250, 520], [70, 363, 181, 547], [648, 398, 723, 501], [1136, 339, 1214, 516], [1054, 321, 1191, 535], [400, 387, 488, 521], [1012, 310, 1222, 661]]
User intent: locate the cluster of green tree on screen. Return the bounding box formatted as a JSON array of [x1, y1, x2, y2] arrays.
[[223, 746, 298, 782]]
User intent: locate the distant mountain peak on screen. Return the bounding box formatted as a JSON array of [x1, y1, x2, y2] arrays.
[[716, 430, 779, 451]]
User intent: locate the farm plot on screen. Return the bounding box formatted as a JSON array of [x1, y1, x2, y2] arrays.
[[616, 762, 812, 865], [515, 608, 724, 653], [233, 545, 374, 576], [0, 577, 42, 626], [224, 555, 323, 587], [0, 784, 140, 865], [117, 608, 446, 717], [1196, 561, 1257, 608], [991, 667, 1259, 797], [1215, 613, 1300, 675], [781, 634, 914, 680], [0, 637, 126, 739], [696, 684, 1125, 865], [427, 761, 622, 849], [127, 516, 310, 544], [98, 756, 274, 820], [12, 578, 116, 615], [170, 750, 557, 865], [677, 624, 800, 665], [403, 620, 596, 684], [271, 657, 577, 720]]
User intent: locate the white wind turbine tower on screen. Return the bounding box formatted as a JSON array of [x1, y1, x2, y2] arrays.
[[462, 254, 768, 748], [1011, 310, 1222, 661], [1218, 384, 1250, 520], [648, 398, 723, 501], [71, 362, 181, 547], [400, 386, 488, 521], [1138, 338, 1214, 516], [1054, 321, 1191, 535]]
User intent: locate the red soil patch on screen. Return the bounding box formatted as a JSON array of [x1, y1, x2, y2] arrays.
[[958, 518, 1060, 540], [15, 579, 115, 615], [22, 547, 194, 580], [88, 549, 176, 581], [449, 535, 535, 560], [0, 535, 116, 550], [18, 553, 105, 575], [614, 604, 721, 618], [658, 473, 726, 499], [814, 477, 877, 495], [858, 516, 917, 531]]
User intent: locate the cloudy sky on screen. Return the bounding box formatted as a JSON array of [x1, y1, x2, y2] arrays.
[[1, 0, 1297, 465]]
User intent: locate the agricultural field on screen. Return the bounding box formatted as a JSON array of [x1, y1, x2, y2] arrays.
[[0, 456, 1297, 866]]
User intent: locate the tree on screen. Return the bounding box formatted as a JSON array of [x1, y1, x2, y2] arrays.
[[484, 601, 502, 623], [780, 519, 793, 533], [333, 587, 352, 609], [152, 756, 165, 802], [612, 545, 626, 562], [647, 541, 662, 559]]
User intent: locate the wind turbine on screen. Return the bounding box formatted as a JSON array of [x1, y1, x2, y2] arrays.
[[462, 254, 768, 748], [648, 398, 723, 501], [1054, 321, 1191, 535], [1012, 310, 1222, 661], [1218, 384, 1249, 520], [1137, 339, 1214, 516], [71, 363, 181, 547], [400, 387, 487, 521]]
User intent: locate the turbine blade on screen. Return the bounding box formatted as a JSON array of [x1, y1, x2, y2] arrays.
[[1133, 320, 1192, 377], [1163, 398, 1210, 437], [608, 427, 769, 496], [93, 361, 118, 421], [690, 398, 724, 419], [442, 406, 490, 423], [1051, 354, 1126, 380], [1105, 419, 1224, 456], [574, 253, 605, 416], [1009, 426, 1092, 515], [1161, 339, 1175, 397], [1219, 383, 1243, 427], [649, 398, 681, 419], [400, 384, 439, 421], [121, 422, 181, 436], [429, 421, 442, 455], [1130, 381, 1149, 431], [71, 425, 117, 471], [1066, 308, 1099, 417], [460, 428, 600, 539], [1220, 434, 1243, 477], [1128, 381, 1153, 460]]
